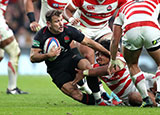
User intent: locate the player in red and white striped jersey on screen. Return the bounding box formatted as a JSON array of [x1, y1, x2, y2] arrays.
[[109, 0, 160, 107], [25, 0, 69, 32], [0, 0, 28, 94], [64, 0, 128, 104], [64, 0, 128, 64], [73, 40, 157, 106]]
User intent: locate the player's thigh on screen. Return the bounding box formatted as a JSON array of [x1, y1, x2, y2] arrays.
[[77, 58, 92, 70], [0, 20, 14, 42], [148, 49, 160, 66], [122, 46, 142, 65]]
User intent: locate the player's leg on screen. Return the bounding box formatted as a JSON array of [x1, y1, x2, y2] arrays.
[[78, 59, 113, 106], [71, 44, 92, 94], [61, 81, 95, 105], [0, 23, 28, 94], [123, 47, 153, 107], [128, 91, 157, 107], [147, 48, 160, 104]]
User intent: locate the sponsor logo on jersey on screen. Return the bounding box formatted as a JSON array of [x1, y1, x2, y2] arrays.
[[152, 38, 160, 45], [52, 3, 59, 8], [33, 40, 40, 47], [64, 36, 70, 43], [107, 5, 112, 11], [86, 5, 95, 10]]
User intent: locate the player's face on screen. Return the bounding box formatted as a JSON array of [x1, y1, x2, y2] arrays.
[[49, 14, 64, 34], [96, 51, 110, 65]]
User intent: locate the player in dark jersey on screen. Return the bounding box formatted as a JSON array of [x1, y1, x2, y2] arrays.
[[30, 9, 111, 106]]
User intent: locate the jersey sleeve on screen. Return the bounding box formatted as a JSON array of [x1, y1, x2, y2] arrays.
[[32, 31, 43, 49], [117, 0, 127, 8], [113, 9, 123, 26], [70, 0, 84, 9], [69, 26, 85, 43]]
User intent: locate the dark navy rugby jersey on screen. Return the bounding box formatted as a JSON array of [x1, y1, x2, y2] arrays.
[[32, 25, 85, 71]]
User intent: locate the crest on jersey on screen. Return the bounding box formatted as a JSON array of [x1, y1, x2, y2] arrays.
[[107, 5, 112, 11], [87, 5, 95, 10], [64, 36, 70, 43]]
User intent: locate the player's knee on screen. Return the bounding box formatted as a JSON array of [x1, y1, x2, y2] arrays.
[[0, 57, 3, 61]]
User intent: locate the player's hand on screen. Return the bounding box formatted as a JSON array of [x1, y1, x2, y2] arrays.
[[72, 68, 85, 86], [30, 21, 41, 32], [47, 46, 61, 58], [108, 59, 124, 74], [69, 17, 80, 26]]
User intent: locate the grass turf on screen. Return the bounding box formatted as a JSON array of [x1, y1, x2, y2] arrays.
[[0, 75, 159, 115]]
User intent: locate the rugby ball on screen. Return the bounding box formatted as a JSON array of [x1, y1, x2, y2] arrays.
[[44, 37, 60, 61]]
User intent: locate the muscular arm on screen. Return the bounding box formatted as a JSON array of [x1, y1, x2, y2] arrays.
[[63, 3, 77, 21], [24, 0, 37, 13], [30, 48, 49, 63], [30, 46, 61, 63], [81, 37, 110, 57], [88, 65, 109, 77], [110, 24, 122, 60]]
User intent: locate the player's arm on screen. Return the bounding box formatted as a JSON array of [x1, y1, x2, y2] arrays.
[[81, 37, 110, 58], [109, 24, 124, 72], [30, 47, 61, 63], [24, 0, 41, 32], [63, 3, 79, 25]]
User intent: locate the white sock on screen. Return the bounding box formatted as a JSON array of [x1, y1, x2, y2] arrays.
[[131, 71, 148, 99], [93, 92, 101, 101], [155, 70, 160, 92], [81, 81, 92, 94], [99, 82, 106, 94], [8, 61, 17, 90]]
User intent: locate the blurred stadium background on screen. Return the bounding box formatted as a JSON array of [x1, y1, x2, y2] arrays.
[[0, 0, 158, 75]]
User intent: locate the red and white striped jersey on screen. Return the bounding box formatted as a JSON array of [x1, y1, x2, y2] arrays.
[[93, 53, 137, 100], [39, 0, 69, 27], [114, 0, 160, 32], [0, 0, 9, 15], [70, 0, 127, 29], [101, 54, 135, 99]]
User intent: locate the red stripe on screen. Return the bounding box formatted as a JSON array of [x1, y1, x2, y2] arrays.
[[117, 79, 132, 97], [80, 14, 108, 26], [109, 74, 129, 91], [43, 27, 47, 34], [72, 0, 84, 7], [0, 8, 5, 15], [126, 10, 152, 19], [8, 62, 15, 74], [145, 0, 157, 9], [86, 94, 89, 104], [135, 74, 145, 86], [152, 71, 160, 79], [46, 38, 52, 53], [124, 21, 160, 34], [125, 5, 154, 16], [81, 8, 116, 19], [122, 1, 135, 14]]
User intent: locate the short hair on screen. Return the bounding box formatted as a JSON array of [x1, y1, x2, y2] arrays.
[[99, 40, 121, 52], [45, 9, 63, 22], [99, 40, 111, 51]]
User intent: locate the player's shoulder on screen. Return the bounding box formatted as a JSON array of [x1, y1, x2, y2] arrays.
[[64, 25, 79, 32]]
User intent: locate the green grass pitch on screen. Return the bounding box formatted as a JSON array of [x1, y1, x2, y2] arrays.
[[0, 75, 159, 115]]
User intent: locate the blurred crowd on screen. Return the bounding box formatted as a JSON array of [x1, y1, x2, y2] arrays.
[[5, 0, 40, 48]]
